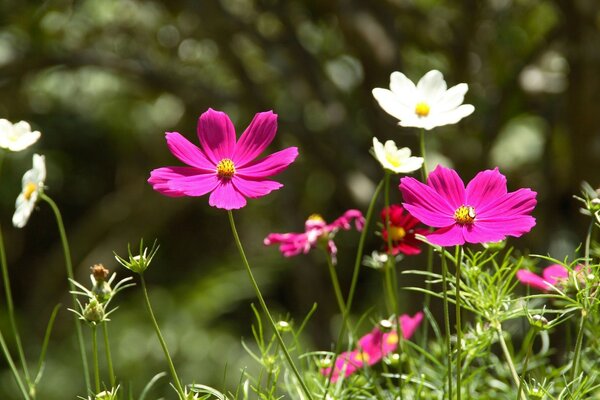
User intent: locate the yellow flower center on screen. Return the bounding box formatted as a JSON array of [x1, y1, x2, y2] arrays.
[[216, 158, 235, 179], [389, 226, 406, 241], [386, 332, 399, 345], [23, 182, 37, 200], [308, 214, 324, 222], [354, 351, 369, 363], [454, 205, 476, 225], [415, 102, 430, 117]]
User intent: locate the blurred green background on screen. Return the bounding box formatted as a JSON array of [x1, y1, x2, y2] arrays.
[[0, 0, 599, 398]]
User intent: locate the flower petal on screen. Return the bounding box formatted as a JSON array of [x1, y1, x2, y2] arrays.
[[400, 176, 456, 227], [148, 167, 218, 197], [232, 111, 277, 167], [426, 224, 465, 246], [400, 311, 424, 339], [470, 215, 536, 239], [423, 104, 475, 128], [209, 180, 247, 210], [372, 88, 413, 121], [165, 132, 215, 171], [465, 168, 507, 209], [516, 270, 550, 291], [232, 176, 283, 199], [426, 165, 466, 210], [433, 83, 469, 113], [462, 222, 511, 244], [389, 71, 417, 107], [477, 188, 537, 219], [542, 264, 569, 285], [416, 70, 446, 103], [236, 147, 298, 179], [197, 108, 237, 164]]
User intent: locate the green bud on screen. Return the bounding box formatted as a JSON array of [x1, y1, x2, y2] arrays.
[[84, 299, 105, 323], [276, 320, 292, 332], [114, 239, 159, 274], [92, 281, 112, 303]]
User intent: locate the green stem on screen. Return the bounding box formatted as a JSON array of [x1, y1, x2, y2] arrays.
[[383, 173, 399, 317], [455, 246, 462, 400], [0, 226, 31, 388], [140, 274, 185, 399], [324, 251, 346, 317], [91, 325, 100, 394], [227, 211, 313, 400], [496, 324, 527, 400], [40, 193, 91, 393], [441, 251, 452, 399], [419, 128, 428, 180], [571, 312, 586, 382], [102, 323, 115, 388], [0, 327, 30, 399], [516, 328, 537, 399], [419, 128, 433, 347]]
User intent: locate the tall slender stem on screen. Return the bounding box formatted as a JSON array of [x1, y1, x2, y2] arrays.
[[0, 226, 31, 388], [40, 193, 91, 393], [91, 325, 100, 394], [441, 251, 452, 399], [419, 128, 433, 346], [0, 328, 30, 399], [419, 129, 428, 180], [140, 274, 185, 398], [227, 211, 313, 400], [383, 173, 399, 317], [455, 246, 463, 400], [496, 325, 527, 400], [102, 323, 115, 388], [516, 328, 537, 399], [324, 252, 346, 317]]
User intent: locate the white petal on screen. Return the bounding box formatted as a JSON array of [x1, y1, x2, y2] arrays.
[[433, 83, 469, 113], [32, 154, 46, 182], [389, 71, 417, 106], [372, 137, 386, 164], [396, 157, 424, 173], [12, 197, 34, 228], [372, 88, 413, 121], [429, 104, 475, 127], [416, 70, 447, 103]]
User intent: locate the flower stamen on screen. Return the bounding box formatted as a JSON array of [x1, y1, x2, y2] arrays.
[[454, 205, 476, 225], [414, 102, 430, 117], [216, 158, 235, 179], [389, 226, 406, 241], [23, 182, 37, 200]]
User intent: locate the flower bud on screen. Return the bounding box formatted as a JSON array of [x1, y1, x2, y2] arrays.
[[114, 239, 159, 274], [378, 318, 394, 332], [317, 357, 332, 369], [91, 264, 109, 282], [83, 299, 105, 323], [276, 320, 292, 332], [92, 281, 112, 303]]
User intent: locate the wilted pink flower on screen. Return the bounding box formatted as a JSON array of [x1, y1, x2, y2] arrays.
[[322, 312, 424, 382], [148, 108, 298, 210], [399, 165, 537, 247], [517, 264, 580, 292], [264, 210, 365, 264], [380, 204, 428, 255]]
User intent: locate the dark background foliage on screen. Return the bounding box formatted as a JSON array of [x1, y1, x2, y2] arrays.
[[0, 0, 599, 398]]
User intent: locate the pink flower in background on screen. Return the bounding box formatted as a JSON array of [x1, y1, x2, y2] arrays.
[[322, 312, 424, 382], [149, 108, 298, 210], [380, 204, 428, 255], [264, 210, 365, 264], [517, 264, 578, 292], [399, 165, 537, 247]]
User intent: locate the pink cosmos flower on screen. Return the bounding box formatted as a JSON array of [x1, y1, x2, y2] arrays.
[[322, 312, 424, 382], [380, 204, 428, 255], [517, 264, 580, 292], [148, 108, 298, 210], [264, 210, 365, 264], [399, 165, 537, 247]]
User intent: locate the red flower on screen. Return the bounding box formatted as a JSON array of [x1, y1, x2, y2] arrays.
[[380, 205, 428, 255]]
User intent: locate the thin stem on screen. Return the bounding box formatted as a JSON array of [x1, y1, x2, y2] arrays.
[[516, 328, 537, 399], [455, 246, 463, 400], [227, 211, 313, 400], [496, 325, 527, 400], [40, 193, 91, 393], [419, 128, 433, 347], [0, 328, 30, 399], [441, 251, 452, 399], [571, 312, 586, 382], [102, 323, 115, 388], [324, 251, 346, 317], [419, 129, 428, 180], [140, 274, 185, 399], [0, 226, 31, 387], [383, 172, 399, 316], [91, 325, 100, 394]]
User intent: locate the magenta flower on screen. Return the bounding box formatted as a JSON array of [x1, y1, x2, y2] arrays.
[[517, 264, 580, 292], [322, 312, 423, 382], [399, 165, 537, 247], [380, 204, 428, 256], [264, 210, 365, 264], [148, 108, 298, 210]]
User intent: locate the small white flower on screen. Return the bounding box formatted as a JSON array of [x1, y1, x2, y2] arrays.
[[372, 137, 423, 174], [0, 119, 41, 152], [372, 70, 475, 130], [13, 154, 46, 228]]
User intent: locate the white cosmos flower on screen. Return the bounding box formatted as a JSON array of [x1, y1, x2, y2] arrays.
[[371, 137, 423, 174], [372, 70, 475, 130], [0, 119, 41, 152], [13, 154, 46, 228]]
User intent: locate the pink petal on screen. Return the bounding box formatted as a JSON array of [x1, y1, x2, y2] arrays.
[[208, 180, 247, 210], [426, 165, 466, 210], [426, 224, 465, 246], [197, 109, 237, 164], [462, 223, 510, 244], [470, 216, 536, 239], [542, 264, 569, 285], [465, 168, 507, 209], [400, 177, 456, 227], [329, 209, 365, 231], [165, 132, 215, 171], [400, 311, 424, 340], [236, 147, 298, 179], [232, 176, 283, 199], [477, 188, 537, 219], [232, 111, 278, 167], [166, 171, 220, 197], [516, 270, 550, 291], [148, 166, 203, 197]]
